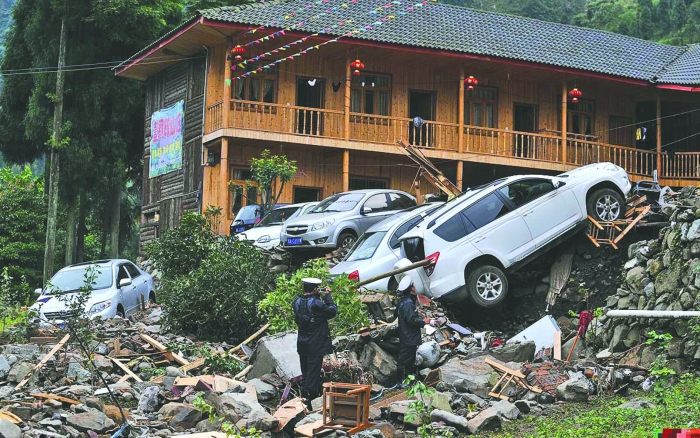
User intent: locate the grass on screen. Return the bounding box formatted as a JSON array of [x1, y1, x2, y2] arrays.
[[481, 376, 700, 438]]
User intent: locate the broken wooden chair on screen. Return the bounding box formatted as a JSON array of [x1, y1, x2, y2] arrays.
[[313, 382, 374, 436], [587, 194, 651, 249], [485, 358, 542, 401]]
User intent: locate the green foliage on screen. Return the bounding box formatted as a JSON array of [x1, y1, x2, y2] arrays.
[[0, 267, 32, 342], [146, 210, 275, 342], [165, 341, 244, 376], [645, 330, 677, 398], [0, 166, 45, 301], [259, 260, 370, 337], [404, 375, 453, 438], [249, 149, 297, 215], [193, 394, 261, 438]]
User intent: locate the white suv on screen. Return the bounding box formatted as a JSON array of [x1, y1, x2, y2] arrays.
[[398, 163, 631, 308]]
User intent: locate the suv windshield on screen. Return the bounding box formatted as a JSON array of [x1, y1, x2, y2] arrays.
[[235, 205, 261, 221], [345, 232, 387, 262], [46, 266, 113, 294], [310, 193, 364, 213], [256, 207, 299, 227]]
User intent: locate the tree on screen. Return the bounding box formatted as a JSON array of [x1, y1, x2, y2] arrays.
[[670, 0, 687, 33], [657, 0, 672, 36], [249, 149, 297, 215]]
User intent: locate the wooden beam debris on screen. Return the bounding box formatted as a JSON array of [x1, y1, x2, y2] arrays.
[[140, 334, 189, 366], [15, 334, 70, 391], [111, 357, 143, 383]]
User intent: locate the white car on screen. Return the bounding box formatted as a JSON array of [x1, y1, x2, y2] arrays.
[[237, 202, 317, 249], [330, 203, 443, 292], [30, 259, 156, 328], [399, 162, 632, 308]]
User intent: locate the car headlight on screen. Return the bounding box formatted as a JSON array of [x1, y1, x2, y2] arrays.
[[311, 218, 335, 231], [256, 235, 271, 243], [88, 300, 112, 315]]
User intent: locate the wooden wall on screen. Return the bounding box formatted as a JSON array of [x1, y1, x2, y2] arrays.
[[141, 54, 207, 251]]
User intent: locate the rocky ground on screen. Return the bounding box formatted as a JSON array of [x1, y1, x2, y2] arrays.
[[2, 189, 699, 437]]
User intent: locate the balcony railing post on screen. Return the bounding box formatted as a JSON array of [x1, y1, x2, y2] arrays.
[[344, 57, 351, 142], [223, 42, 231, 130], [561, 80, 568, 165], [458, 67, 465, 153], [656, 94, 662, 178]]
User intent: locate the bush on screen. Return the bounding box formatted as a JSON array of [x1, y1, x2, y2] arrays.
[[145, 210, 275, 342], [259, 260, 369, 337]]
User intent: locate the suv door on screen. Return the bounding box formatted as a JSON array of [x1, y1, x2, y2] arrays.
[[125, 263, 148, 308], [499, 178, 581, 248], [458, 191, 535, 265], [358, 193, 394, 234]]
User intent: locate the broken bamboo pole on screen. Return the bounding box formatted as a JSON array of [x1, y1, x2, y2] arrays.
[[355, 259, 430, 287], [607, 310, 700, 318]]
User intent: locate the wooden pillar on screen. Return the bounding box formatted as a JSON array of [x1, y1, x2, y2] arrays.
[[456, 160, 464, 191], [458, 66, 465, 154], [344, 56, 351, 141], [561, 81, 568, 165], [220, 138, 229, 234], [342, 150, 350, 192], [656, 94, 662, 176], [223, 43, 232, 129]]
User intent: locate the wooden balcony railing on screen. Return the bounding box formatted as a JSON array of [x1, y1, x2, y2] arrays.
[[463, 127, 562, 162], [207, 101, 224, 133], [565, 138, 657, 178], [663, 153, 700, 180]]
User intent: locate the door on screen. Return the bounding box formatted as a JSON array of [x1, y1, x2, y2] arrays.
[[460, 192, 535, 264], [358, 193, 394, 233], [125, 263, 148, 309], [116, 264, 138, 313], [513, 103, 539, 158], [296, 77, 325, 135], [499, 178, 581, 248], [408, 91, 435, 147]]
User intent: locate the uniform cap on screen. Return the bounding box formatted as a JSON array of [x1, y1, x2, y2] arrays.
[[398, 276, 413, 293], [302, 278, 322, 286]]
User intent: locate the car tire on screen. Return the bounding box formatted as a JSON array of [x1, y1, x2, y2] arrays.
[[337, 232, 357, 249], [587, 188, 625, 222], [116, 306, 125, 318], [466, 265, 509, 308], [149, 292, 156, 304]]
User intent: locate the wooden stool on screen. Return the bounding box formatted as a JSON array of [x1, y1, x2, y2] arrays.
[[485, 358, 542, 401]]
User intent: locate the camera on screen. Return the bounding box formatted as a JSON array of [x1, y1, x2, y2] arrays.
[[319, 286, 330, 294]]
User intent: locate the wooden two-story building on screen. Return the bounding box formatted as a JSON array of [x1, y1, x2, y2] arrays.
[[116, 0, 700, 241]]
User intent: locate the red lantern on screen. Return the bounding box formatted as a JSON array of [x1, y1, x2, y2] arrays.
[[231, 45, 246, 62], [568, 87, 582, 104], [465, 75, 478, 91], [350, 59, 365, 76]]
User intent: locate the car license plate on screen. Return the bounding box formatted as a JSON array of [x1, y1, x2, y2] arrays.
[[287, 238, 302, 246], [235, 227, 245, 233]]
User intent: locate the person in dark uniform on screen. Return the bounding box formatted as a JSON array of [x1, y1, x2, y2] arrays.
[[292, 277, 337, 408], [396, 276, 432, 385]]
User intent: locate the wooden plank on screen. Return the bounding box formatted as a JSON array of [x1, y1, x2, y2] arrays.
[[272, 398, 307, 432], [29, 337, 57, 345], [234, 365, 253, 380], [150, 357, 206, 383], [484, 358, 527, 379], [30, 393, 80, 405], [295, 419, 332, 437], [614, 205, 651, 244], [113, 339, 120, 356], [110, 357, 143, 383], [553, 331, 562, 361], [0, 412, 22, 424], [229, 323, 270, 354], [140, 334, 189, 366], [15, 334, 70, 390]]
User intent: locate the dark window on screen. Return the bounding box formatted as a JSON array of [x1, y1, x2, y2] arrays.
[[293, 187, 321, 203], [434, 214, 467, 242], [231, 66, 277, 104], [229, 168, 257, 216], [389, 193, 415, 210], [390, 215, 427, 249], [349, 178, 388, 190], [465, 86, 497, 128], [364, 194, 390, 212], [117, 266, 130, 284], [499, 179, 555, 208], [351, 73, 390, 115], [125, 264, 141, 279], [462, 193, 510, 231]]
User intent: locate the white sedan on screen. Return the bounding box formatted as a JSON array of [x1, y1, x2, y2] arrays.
[[399, 162, 632, 308], [330, 203, 442, 292], [238, 202, 317, 249]]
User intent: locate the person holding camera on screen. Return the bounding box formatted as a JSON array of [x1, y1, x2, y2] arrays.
[[292, 277, 337, 409], [396, 276, 433, 385]]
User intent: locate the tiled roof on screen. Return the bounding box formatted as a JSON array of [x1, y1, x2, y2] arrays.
[[656, 44, 700, 85], [199, 0, 698, 84]]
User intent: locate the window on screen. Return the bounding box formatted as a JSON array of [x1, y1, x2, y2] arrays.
[[293, 186, 321, 203], [465, 87, 497, 128], [609, 116, 633, 147], [351, 73, 391, 116], [364, 194, 390, 212], [125, 264, 141, 279], [461, 193, 510, 231], [389, 193, 415, 210], [434, 214, 467, 242], [349, 177, 388, 190], [229, 168, 258, 217], [559, 100, 596, 140], [231, 66, 277, 104], [117, 266, 131, 284], [499, 179, 555, 208], [390, 216, 427, 249], [345, 232, 387, 262]]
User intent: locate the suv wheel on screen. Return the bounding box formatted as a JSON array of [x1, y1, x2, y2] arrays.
[[466, 265, 508, 308], [587, 188, 624, 222], [338, 232, 357, 249], [387, 276, 398, 292]]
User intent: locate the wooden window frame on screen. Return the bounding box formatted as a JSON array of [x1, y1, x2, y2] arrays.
[[558, 99, 597, 142], [350, 72, 392, 123], [228, 166, 259, 221], [464, 86, 498, 129], [293, 186, 323, 203], [230, 65, 278, 113]]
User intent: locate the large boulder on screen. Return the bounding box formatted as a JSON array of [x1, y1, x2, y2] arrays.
[[556, 374, 590, 402], [467, 407, 502, 434], [248, 379, 277, 402], [490, 341, 536, 363], [66, 411, 116, 433], [430, 409, 468, 433], [415, 341, 441, 368], [360, 342, 397, 386], [248, 331, 300, 381], [169, 405, 203, 431], [0, 419, 21, 438], [0, 356, 10, 380], [491, 400, 520, 420], [6, 362, 31, 383], [138, 386, 161, 413], [440, 355, 502, 398], [387, 401, 421, 427], [235, 410, 279, 432], [215, 393, 276, 431]]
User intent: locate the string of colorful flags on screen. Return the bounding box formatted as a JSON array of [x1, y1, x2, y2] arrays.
[[227, 0, 436, 84]]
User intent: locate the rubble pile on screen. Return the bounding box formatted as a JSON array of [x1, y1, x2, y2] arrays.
[[595, 186, 700, 372]]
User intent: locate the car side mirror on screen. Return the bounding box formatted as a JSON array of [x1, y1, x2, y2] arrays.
[[361, 207, 373, 215], [119, 278, 132, 288], [34, 288, 42, 296], [552, 179, 561, 189]]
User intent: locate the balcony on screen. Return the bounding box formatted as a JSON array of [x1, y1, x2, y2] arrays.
[[206, 100, 695, 186]]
